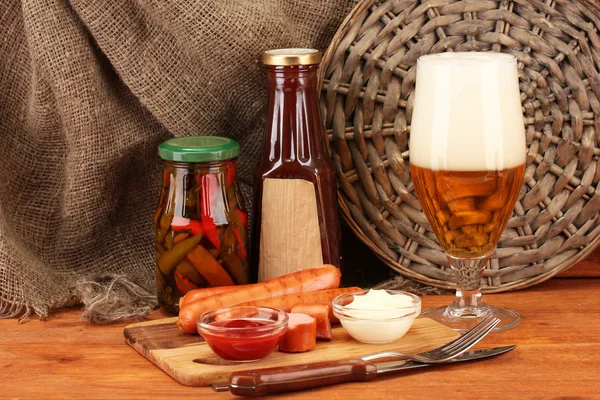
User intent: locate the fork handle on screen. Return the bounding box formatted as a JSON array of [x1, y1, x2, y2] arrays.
[[227, 359, 378, 396]]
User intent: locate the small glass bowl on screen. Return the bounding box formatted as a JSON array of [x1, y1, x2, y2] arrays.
[[332, 289, 422, 344], [197, 306, 288, 362]]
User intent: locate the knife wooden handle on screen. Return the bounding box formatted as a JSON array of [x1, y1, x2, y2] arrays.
[[228, 359, 378, 396]]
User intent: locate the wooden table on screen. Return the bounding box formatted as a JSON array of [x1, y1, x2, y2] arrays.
[[2, 277, 598, 399]]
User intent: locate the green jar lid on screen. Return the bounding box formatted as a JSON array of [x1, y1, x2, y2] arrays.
[[158, 136, 240, 163]]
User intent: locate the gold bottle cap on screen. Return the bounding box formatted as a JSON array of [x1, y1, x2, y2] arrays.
[[262, 48, 322, 66]]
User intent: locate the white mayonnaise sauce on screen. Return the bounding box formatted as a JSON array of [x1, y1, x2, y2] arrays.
[[338, 289, 420, 344]]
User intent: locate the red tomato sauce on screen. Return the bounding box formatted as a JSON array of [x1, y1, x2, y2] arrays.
[[201, 319, 285, 361]]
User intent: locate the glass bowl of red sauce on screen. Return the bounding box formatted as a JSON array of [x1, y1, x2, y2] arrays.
[[197, 306, 289, 362]]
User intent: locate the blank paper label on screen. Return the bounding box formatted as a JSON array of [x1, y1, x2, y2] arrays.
[[259, 178, 324, 281]]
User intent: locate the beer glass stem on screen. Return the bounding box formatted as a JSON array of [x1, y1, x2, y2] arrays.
[[444, 254, 491, 319]]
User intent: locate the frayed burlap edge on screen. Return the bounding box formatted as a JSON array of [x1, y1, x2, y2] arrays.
[[0, 299, 35, 324], [75, 274, 158, 324], [1, 274, 157, 325]]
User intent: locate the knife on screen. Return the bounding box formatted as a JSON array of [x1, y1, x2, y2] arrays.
[[212, 345, 516, 396]]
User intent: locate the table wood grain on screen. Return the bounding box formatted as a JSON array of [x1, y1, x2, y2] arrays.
[[1, 279, 598, 399]]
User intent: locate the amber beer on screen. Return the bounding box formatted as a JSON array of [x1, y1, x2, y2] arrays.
[[409, 52, 527, 259], [409, 52, 526, 331], [411, 165, 525, 258]]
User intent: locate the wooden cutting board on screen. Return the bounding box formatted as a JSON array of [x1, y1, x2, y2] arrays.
[[124, 316, 459, 387]]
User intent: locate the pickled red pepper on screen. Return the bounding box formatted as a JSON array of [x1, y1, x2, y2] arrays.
[[201, 174, 222, 250], [171, 217, 203, 236], [174, 270, 201, 293]]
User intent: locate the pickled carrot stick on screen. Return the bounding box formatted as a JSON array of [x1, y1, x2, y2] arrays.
[[187, 246, 235, 287]]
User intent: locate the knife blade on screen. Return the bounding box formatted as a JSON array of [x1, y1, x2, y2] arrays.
[[212, 345, 516, 396]]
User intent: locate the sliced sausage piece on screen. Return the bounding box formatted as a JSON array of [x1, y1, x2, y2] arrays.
[[279, 313, 317, 353], [291, 303, 332, 341]]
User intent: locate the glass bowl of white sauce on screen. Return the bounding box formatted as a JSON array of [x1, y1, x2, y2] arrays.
[[332, 289, 422, 344]]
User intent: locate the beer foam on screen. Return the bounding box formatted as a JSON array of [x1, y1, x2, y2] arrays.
[[409, 52, 526, 171]]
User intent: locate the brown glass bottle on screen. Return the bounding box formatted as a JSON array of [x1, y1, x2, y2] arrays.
[[251, 49, 342, 282]]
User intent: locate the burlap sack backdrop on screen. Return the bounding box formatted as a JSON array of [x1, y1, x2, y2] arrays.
[[3, 0, 417, 323]]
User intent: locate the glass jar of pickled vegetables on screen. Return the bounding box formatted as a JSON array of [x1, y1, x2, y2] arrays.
[[155, 137, 249, 314]]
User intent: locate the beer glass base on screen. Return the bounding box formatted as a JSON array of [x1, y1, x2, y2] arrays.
[[422, 305, 520, 333]]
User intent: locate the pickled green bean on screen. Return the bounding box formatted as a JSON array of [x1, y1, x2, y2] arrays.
[[157, 234, 202, 276]]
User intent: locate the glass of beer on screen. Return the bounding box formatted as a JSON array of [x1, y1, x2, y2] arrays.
[[410, 52, 526, 332]]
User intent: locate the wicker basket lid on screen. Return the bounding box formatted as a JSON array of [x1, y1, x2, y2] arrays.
[[319, 0, 600, 292]]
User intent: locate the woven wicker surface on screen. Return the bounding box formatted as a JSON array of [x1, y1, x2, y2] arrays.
[[319, 0, 600, 292]]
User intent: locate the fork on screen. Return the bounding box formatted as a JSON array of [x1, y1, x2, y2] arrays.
[[361, 315, 500, 364]]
